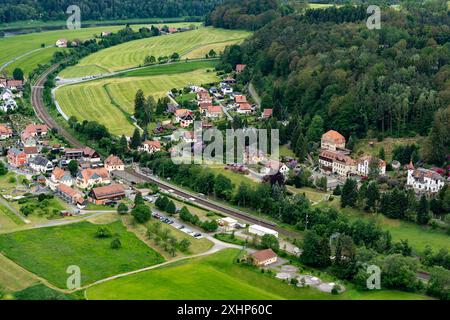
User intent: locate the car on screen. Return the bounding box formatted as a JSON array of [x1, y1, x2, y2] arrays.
[[177, 225, 185, 230], [189, 197, 196, 201], [193, 233, 203, 238], [159, 216, 166, 221], [168, 189, 174, 193], [167, 220, 174, 225]]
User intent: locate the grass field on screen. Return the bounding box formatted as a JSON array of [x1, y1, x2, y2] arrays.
[[352, 136, 426, 161], [118, 60, 218, 77], [2, 47, 62, 77], [85, 248, 430, 300], [205, 165, 260, 190], [12, 284, 78, 300], [0, 22, 200, 77], [0, 254, 38, 292], [59, 27, 250, 78], [0, 221, 164, 288], [56, 66, 219, 135]]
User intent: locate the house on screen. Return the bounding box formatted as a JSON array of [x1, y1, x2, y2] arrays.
[[7, 148, 27, 167], [167, 27, 178, 34], [76, 168, 110, 189], [197, 90, 212, 105], [23, 146, 38, 159], [29, 155, 54, 173], [235, 64, 247, 73], [65, 148, 84, 160], [182, 131, 197, 143], [56, 39, 68, 47], [139, 140, 161, 154], [407, 162, 445, 194], [234, 95, 247, 104], [55, 183, 85, 207], [319, 150, 356, 177], [179, 114, 194, 128], [243, 146, 267, 164], [205, 105, 223, 118], [0, 98, 17, 112], [250, 249, 278, 267], [49, 167, 73, 189], [104, 155, 124, 172], [262, 108, 273, 119], [217, 217, 238, 231], [261, 160, 290, 176], [174, 109, 192, 121], [89, 184, 126, 205], [321, 130, 346, 151], [0, 124, 12, 139], [357, 156, 386, 176], [221, 85, 233, 95], [101, 31, 111, 37], [237, 103, 252, 114], [248, 224, 279, 238], [21, 124, 48, 144], [6, 79, 23, 90], [83, 147, 101, 163]]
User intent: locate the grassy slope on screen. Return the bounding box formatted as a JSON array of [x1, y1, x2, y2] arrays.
[[0, 221, 164, 288], [56, 67, 219, 135], [0, 254, 38, 292], [352, 136, 426, 161], [60, 27, 251, 77], [0, 22, 200, 77], [86, 248, 430, 300]]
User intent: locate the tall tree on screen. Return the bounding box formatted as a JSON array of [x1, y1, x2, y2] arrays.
[[341, 178, 358, 208], [416, 195, 430, 225], [130, 128, 141, 149], [134, 89, 145, 123]]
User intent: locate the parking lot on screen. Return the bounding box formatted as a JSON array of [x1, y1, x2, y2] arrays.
[[151, 210, 204, 239]]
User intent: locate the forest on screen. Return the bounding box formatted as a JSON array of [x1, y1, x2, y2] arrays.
[[0, 0, 223, 23], [216, 0, 450, 165]]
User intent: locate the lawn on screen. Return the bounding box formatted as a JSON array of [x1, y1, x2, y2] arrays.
[[205, 164, 260, 190], [0, 22, 200, 77], [0, 254, 38, 292], [85, 248, 430, 300], [59, 27, 251, 77], [0, 221, 164, 288], [11, 196, 69, 220], [0, 203, 24, 230], [2, 47, 62, 77], [352, 136, 426, 161], [287, 186, 329, 203], [56, 67, 219, 135], [119, 60, 218, 77]]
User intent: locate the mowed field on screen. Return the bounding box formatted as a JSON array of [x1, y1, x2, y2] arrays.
[[0, 221, 164, 288], [56, 63, 219, 135], [0, 254, 38, 292], [86, 249, 431, 300], [59, 27, 251, 78], [0, 22, 199, 77]]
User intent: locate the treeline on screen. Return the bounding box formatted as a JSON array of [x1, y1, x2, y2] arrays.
[[219, 3, 450, 164], [0, 0, 222, 23], [205, 0, 284, 30]]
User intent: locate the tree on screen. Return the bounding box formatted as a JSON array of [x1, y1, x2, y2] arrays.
[[341, 178, 358, 208], [155, 196, 169, 211], [165, 200, 176, 215], [144, 55, 156, 65], [378, 254, 419, 292], [179, 239, 191, 252], [118, 135, 128, 154], [12, 68, 24, 81], [110, 237, 122, 249], [95, 227, 112, 238], [416, 195, 430, 225], [332, 235, 357, 279], [300, 230, 330, 267], [208, 49, 217, 58], [117, 203, 128, 215], [305, 115, 324, 142], [134, 192, 144, 206], [427, 266, 450, 300], [366, 182, 380, 212], [143, 96, 155, 125], [214, 174, 233, 200], [67, 160, 78, 177], [260, 234, 279, 251], [134, 89, 145, 123], [379, 147, 386, 160], [132, 204, 151, 223], [294, 133, 308, 160], [130, 128, 141, 149], [0, 161, 8, 176], [425, 106, 450, 165]]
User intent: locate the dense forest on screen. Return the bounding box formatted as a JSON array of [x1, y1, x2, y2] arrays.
[[0, 0, 223, 23], [217, 0, 450, 164]]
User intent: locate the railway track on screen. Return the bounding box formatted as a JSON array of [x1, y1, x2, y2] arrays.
[[30, 64, 299, 239]]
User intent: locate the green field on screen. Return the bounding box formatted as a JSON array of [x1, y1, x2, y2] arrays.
[[119, 60, 218, 77], [59, 27, 251, 78], [0, 221, 164, 288], [86, 248, 430, 300], [0, 22, 200, 77], [0, 254, 38, 292], [56, 66, 219, 135], [352, 136, 426, 161]]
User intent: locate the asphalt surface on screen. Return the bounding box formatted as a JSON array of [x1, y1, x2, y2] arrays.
[[30, 64, 300, 239]]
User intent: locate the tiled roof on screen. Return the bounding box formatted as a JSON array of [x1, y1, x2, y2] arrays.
[[322, 130, 345, 144], [104, 155, 124, 166], [92, 184, 125, 199], [251, 248, 277, 262]]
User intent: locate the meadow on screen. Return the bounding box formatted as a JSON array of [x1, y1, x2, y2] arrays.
[[59, 27, 251, 78], [0, 254, 38, 293], [56, 66, 219, 135], [0, 221, 164, 288], [0, 22, 199, 77], [85, 248, 431, 300]]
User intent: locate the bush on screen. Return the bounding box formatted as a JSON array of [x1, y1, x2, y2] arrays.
[[117, 203, 128, 215], [132, 204, 151, 224], [110, 237, 122, 249], [95, 227, 112, 238]]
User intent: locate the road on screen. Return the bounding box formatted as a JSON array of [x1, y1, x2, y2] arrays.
[[30, 64, 300, 239]]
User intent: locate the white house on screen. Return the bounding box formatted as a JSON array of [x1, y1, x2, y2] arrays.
[[407, 162, 445, 194], [104, 155, 125, 172], [261, 160, 289, 176], [139, 140, 161, 154], [248, 224, 278, 238], [56, 39, 68, 47], [29, 156, 54, 173], [357, 156, 386, 176], [48, 167, 73, 190]]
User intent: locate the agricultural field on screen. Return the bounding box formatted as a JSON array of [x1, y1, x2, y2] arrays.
[[85, 248, 430, 300], [0, 22, 199, 77], [56, 66, 219, 135], [59, 27, 251, 78], [0, 221, 164, 288], [0, 254, 38, 293]]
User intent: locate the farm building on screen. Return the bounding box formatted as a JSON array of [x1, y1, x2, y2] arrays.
[[250, 249, 278, 266], [248, 224, 278, 238], [89, 184, 126, 205]]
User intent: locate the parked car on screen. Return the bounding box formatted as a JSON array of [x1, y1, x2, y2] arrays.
[[177, 225, 185, 230]]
